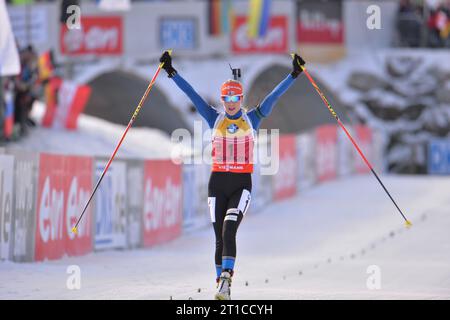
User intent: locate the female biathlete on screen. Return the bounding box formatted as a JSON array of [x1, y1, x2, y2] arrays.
[[159, 51, 305, 300]]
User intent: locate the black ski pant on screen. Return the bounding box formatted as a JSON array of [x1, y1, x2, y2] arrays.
[[208, 171, 252, 273]]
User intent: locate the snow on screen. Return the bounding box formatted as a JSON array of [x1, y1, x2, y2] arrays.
[[64, 49, 450, 141], [444, 80, 450, 91], [313, 49, 450, 106], [2, 49, 450, 299], [387, 145, 413, 164], [391, 74, 437, 98], [365, 89, 409, 110], [8, 101, 183, 159], [1, 174, 449, 300], [362, 113, 423, 136]]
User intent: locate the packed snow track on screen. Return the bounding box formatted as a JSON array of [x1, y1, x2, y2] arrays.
[[1, 175, 449, 300]]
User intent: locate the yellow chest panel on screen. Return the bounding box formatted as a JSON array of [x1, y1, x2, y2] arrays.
[[213, 116, 253, 138]]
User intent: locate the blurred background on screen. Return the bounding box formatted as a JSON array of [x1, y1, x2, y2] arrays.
[[1, 0, 449, 173], [0, 0, 450, 300]]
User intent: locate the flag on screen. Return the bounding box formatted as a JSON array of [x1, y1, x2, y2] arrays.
[[223, 0, 235, 34], [248, 0, 271, 39], [0, 0, 20, 76], [3, 88, 14, 139], [209, 0, 234, 36], [38, 50, 54, 82], [41, 77, 62, 128], [42, 78, 91, 130]]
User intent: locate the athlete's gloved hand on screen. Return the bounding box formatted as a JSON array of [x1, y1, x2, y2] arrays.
[[159, 50, 177, 78], [291, 53, 306, 79]]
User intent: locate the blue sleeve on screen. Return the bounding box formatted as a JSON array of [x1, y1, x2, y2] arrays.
[[172, 73, 218, 128], [247, 108, 263, 130], [247, 74, 296, 129]]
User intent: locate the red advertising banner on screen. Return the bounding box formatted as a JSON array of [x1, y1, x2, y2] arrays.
[[143, 160, 183, 247], [316, 125, 338, 182], [354, 125, 373, 174], [297, 1, 344, 44], [35, 154, 93, 261], [60, 16, 123, 55], [64, 156, 93, 256], [273, 134, 297, 201], [231, 16, 288, 53]]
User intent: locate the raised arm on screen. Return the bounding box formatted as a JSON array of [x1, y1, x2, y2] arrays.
[[247, 54, 305, 129], [160, 51, 218, 128], [171, 73, 218, 128]]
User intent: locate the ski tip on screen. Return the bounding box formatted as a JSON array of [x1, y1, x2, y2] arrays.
[[405, 220, 412, 229], [72, 227, 78, 235]]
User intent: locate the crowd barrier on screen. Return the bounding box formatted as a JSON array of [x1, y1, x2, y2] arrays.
[[0, 124, 383, 262]]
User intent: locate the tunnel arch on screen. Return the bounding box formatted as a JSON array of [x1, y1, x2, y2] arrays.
[[244, 64, 349, 134], [84, 70, 189, 135]]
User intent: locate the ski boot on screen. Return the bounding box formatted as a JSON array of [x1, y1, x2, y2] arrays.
[[215, 270, 233, 300]]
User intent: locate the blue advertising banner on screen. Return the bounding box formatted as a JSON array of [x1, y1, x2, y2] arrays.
[[94, 160, 127, 250], [159, 17, 197, 50], [428, 139, 450, 174]]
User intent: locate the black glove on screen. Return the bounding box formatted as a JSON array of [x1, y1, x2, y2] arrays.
[[159, 51, 177, 78], [291, 53, 305, 79]]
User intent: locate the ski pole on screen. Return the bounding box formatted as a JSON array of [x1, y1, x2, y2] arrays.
[[292, 54, 412, 228], [72, 50, 171, 234]]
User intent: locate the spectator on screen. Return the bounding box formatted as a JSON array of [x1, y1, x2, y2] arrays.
[[0, 77, 4, 143], [427, 1, 450, 47], [397, 0, 423, 47], [1, 77, 15, 141], [13, 45, 38, 136], [399, 0, 415, 13]]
